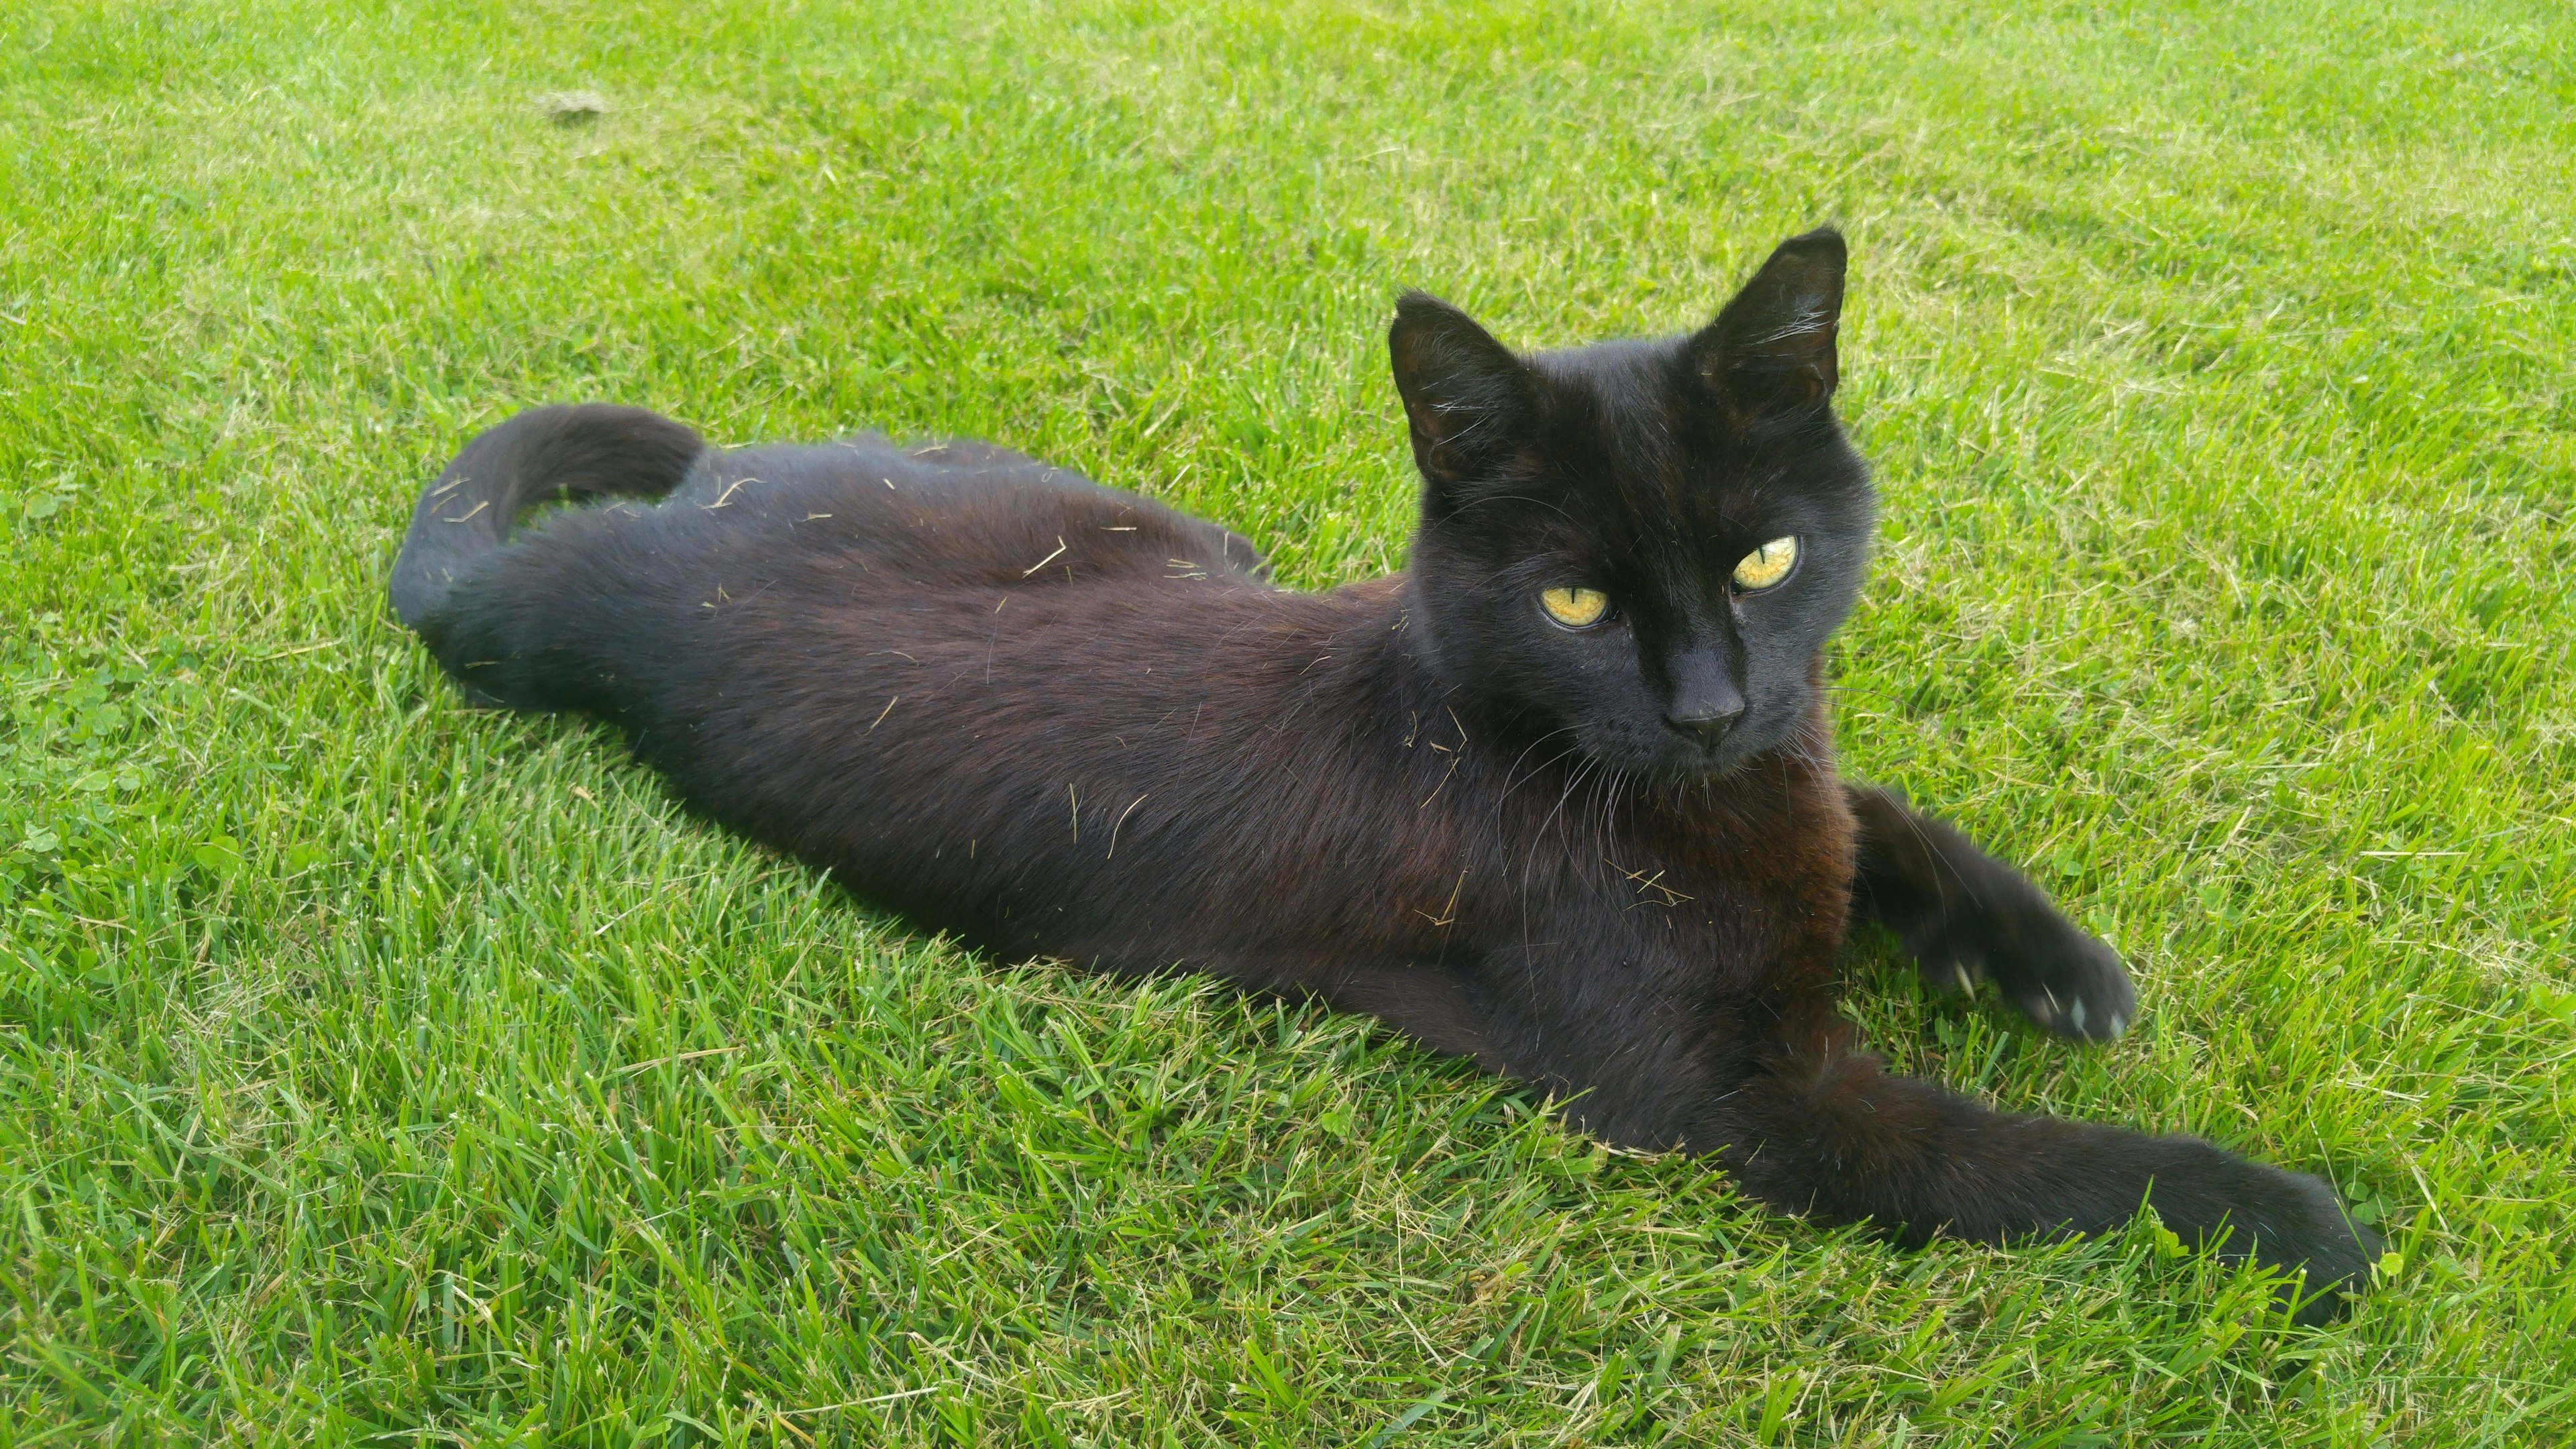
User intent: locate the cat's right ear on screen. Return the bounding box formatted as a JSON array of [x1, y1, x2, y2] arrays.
[[1389, 292, 1536, 492]]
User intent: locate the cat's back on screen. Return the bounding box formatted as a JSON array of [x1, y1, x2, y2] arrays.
[[624, 434, 1268, 592]]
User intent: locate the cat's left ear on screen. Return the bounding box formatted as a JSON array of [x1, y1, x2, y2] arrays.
[[1690, 227, 1846, 427]]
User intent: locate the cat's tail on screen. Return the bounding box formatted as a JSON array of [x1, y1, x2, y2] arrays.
[[389, 403, 704, 629]]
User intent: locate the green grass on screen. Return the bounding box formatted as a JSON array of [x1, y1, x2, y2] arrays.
[[3, 0, 2571, 1442]]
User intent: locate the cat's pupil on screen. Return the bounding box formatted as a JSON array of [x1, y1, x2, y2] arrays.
[[1731, 535, 1799, 592], [1540, 586, 1611, 629]]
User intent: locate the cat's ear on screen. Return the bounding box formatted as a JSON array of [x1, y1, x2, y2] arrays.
[[1690, 227, 1846, 427], [1389, 292, 1536, 490]]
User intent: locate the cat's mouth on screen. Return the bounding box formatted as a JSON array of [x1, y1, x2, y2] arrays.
[[1595, 721, 1769, 782]]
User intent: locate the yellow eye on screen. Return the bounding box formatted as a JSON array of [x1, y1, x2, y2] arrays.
[[1539, 586, 1611, 629], [1731, 535, 1799, 592]]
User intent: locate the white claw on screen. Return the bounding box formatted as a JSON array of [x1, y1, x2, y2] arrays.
[[2070, 999, 2089, 1032]]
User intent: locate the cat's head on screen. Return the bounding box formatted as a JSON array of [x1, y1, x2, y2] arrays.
[[1391, 228, 1874, 780]]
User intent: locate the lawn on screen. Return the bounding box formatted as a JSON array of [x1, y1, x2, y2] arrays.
[[3, 0, 2571, 1442]]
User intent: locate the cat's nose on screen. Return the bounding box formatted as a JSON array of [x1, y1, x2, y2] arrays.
[[1664, 703, 1746, 751]]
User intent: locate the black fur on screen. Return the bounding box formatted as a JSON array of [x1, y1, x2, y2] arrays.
[[393, 229, 2373, 1324]]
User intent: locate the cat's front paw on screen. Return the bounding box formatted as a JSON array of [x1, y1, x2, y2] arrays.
[[1988, 902, 2136, 1042], [2260, 1171, 2382, 1328], [1907, 886, 2137, 1042], [2157, 1148, 2380, 1328]]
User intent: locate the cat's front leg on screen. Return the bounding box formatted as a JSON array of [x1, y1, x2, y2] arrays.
[[1695, 1003, 2377, 1326], [1844, 784, 2135, 1040]]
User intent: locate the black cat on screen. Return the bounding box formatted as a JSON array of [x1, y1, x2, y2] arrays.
[[391, 229, 2374, 1323]]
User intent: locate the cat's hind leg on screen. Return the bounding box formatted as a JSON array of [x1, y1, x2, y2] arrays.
[[1844, 785, 2135, 1040], [1309, 961, 1498, 1063], [1159, 950, 1501, 1065]]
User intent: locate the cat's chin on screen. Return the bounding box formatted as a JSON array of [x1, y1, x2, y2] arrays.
[[1586, 712, 1829, 784], [1585, 735, 1769, 785], [1652, 753, 1763, 786]]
